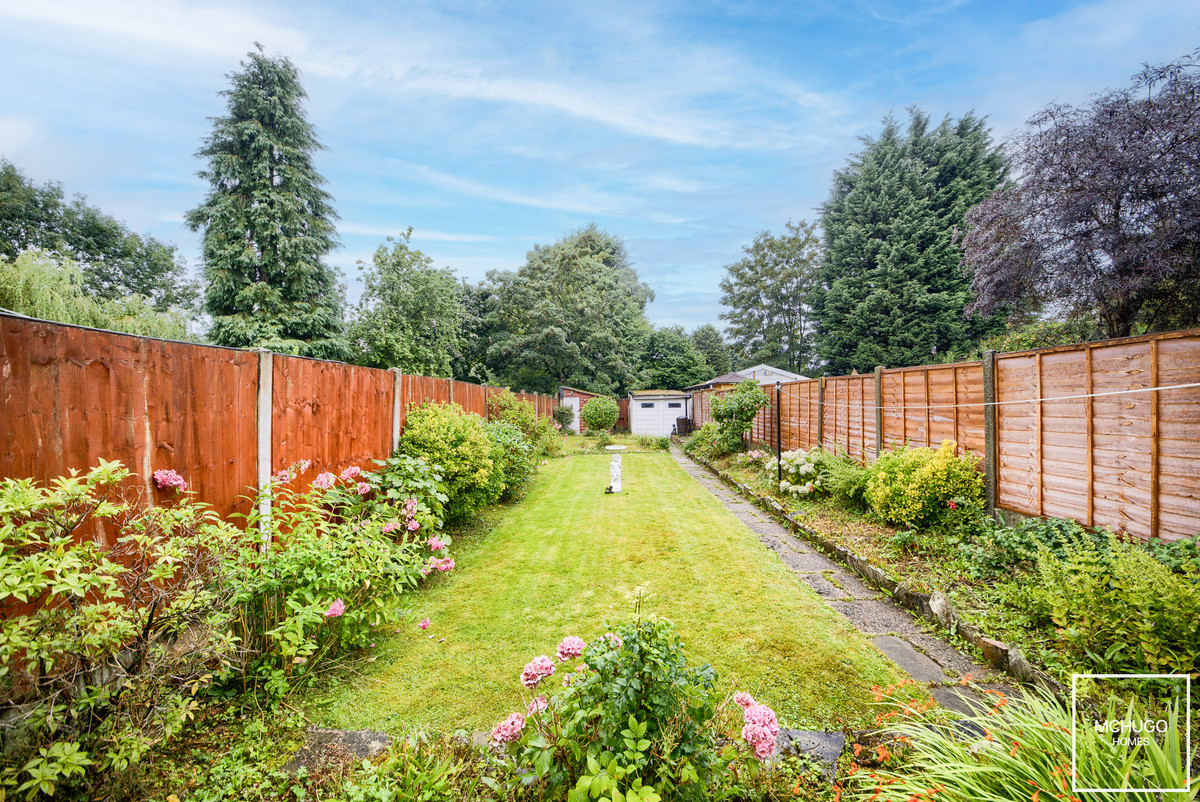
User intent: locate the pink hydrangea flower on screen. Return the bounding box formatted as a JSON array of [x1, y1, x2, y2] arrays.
[[489, 712, 525, 747], [734, 692, 756, 709], [313, 472, 336, 490], [418, 617, 430, 630], [527, 695, 548, 715], [556, 636, 586, 663], [427, 537, 447, 552], [382, 521, 399, 534], [356, 482, 371, 495], [740, 703, 780, 760], [324, 599, 345, 618], [407, 518, 421, 531], [152, 469, 187, 493], [520, 655, 556, 688], [340, 465, 362, 481]]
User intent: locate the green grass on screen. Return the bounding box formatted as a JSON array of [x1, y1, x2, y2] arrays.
[[309, 452, 906, 734]]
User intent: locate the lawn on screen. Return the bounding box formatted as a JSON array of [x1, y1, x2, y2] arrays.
[[310, 451, 906, 734]]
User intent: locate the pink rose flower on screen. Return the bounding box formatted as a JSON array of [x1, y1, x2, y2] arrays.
[[356, 482, 371, 495], [152, 469, 188, 493], [489, 712, 525, 747], [340, 465, 362, 481], [313, 472, 336, 490], [418, 617, 430, 630], [527, 695, 548, 715], [520, 655, 556, 688], [324, 598, 345, 618], [556, 636, 586, 663]]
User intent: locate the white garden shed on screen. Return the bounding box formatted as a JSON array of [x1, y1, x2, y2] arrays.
[[628, 390, 689, 437]]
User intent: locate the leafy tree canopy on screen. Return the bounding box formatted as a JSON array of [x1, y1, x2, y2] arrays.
[[689, 323, 731, 378], [720, 220, 820, 374], [961, 49, 1200, 338], [347, 229, 463, 376], [812, 110, 1007, 374], [0, 160, 197, 312], [187, 46, 347, 360], [634, 326, 710, 391], [1, 249, 188, 339], [484, 224, 653, 395]]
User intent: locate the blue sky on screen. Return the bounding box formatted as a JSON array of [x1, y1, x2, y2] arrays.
[[2, 0, 1198, 330]]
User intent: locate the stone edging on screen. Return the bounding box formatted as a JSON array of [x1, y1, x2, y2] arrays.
[[684, 448, 1066, 698]]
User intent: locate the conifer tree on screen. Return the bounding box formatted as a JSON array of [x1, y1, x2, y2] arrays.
[[811, 111, 1006, 374], [690, 323, 732, 377], [187, 46, 347, 359]]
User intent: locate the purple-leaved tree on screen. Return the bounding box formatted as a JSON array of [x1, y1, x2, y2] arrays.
[[961, 49, 1200, 338]]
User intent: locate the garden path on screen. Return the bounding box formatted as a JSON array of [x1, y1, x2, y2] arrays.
[[669, 444, 1004, 716]]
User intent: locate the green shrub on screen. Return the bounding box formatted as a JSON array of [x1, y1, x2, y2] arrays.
[[865, 440, 983, 531], [483, 419, 536, 500], [580, 396, 620, 432], [1033, 535, 1200, 675], [493, 619, 726, 801], [1147, 534, 1200, 576], [552, 403, 576, 429], [398, 402, 497, 522], [0, 461, 242, 798], [710, 380, 770, 455], [959, 515, 1105, 579], [364, 454, 449, 532], [682, 423, 721, 461], [820, 450, 870, 509], [634, 435, 670, 451], [487, 391, 560, 457]]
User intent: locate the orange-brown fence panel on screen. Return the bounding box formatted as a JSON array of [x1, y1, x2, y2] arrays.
[[995, 329, 1200, 542], [778, 380, 819, 451], [453, 380, 486, 417], [879, 362, 983, 461], [0, 315, 258, 527], [271, 356, 393, 485], [821, 374, 876, 462], [397, 374, 451, 430]]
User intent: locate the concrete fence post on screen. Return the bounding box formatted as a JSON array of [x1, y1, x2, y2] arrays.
[[252, 348, 273, 547], [389, 368, 402, 453], [982, 350, 998, 514], [873, 366, 884, 459]]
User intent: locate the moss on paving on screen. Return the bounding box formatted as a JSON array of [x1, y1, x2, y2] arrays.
[[310, 452, 905, 734]]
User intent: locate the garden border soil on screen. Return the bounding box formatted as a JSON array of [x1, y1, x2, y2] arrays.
[[680, 441, 1067, 700]]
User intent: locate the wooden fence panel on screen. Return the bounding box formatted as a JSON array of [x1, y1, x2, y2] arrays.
[[397, 374, 451, 430], [821, 375, 875, 461], [453, 381, 486, 417], [778, 380, 819, 451], [272, 356, 393, 485], [879, 363, 983, 461], [0, 316, 258, 527], [995, 330, 1200, 541]]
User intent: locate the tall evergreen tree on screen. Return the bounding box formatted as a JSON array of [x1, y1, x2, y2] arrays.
[[690, 323, 732, 378], [187, 46, 347, 359], [719, 220, 820, 373], [811, 110, 1007, 374]]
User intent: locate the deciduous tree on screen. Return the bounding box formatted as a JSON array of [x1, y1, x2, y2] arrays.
[[812, 111, 1007, 374], [187, 46, 347, 359], [0, 161, 196, 311], [484, 225, 653, 395], [719, 220, 820, 374], [347, 230, 463, 375], [690, 323, 732, 377], [635, 326, 710, 390], [961, 50, 1200, 338]]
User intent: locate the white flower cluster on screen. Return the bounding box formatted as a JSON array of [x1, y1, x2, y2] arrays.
[[765, 449, 823, 497]]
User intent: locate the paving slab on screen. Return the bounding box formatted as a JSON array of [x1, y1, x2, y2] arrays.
[[871, 636, 949, 683], [282, 727, 391, 774], [830, 600, 923, 635], [822, 570, 877, 600], [775, 730, 845, 781]]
